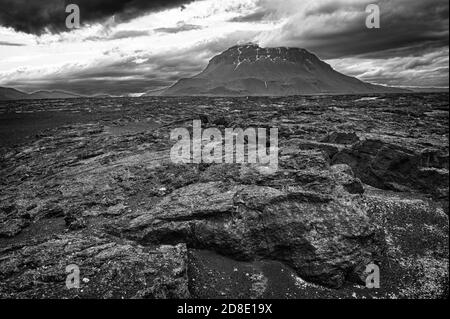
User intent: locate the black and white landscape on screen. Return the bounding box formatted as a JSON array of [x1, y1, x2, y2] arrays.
[[0, 0, 448, 300]]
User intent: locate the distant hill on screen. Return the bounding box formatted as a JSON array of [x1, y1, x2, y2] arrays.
[[27, 90, 81, 99], [0, 87, 81, 101], [0, 87, 28, 100], [162, 44, 410, 96]]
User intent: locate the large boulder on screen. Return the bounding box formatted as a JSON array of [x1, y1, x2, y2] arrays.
[[112, 182, 384, 288]]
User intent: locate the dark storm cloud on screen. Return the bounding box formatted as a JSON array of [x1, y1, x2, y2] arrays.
[[56, 54, 204, 82], [272, 0, 449, 60], [360, 65, 449, 88], [351, 41, 449, 60], [229, 10, 269, 23], [109, 30, 150, 40], [154, 22, 202, 33], [0, 41, 25, 46], [84, 30, 150, 41], [0, 0, 195, 35]]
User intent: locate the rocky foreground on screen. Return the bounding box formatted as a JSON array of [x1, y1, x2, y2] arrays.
[[0, 93, 448, 299]]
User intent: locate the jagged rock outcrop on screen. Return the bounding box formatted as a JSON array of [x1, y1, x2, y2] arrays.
[[162, 44, 409, 96]]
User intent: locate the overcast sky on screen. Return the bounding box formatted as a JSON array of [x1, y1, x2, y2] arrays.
[[0, 0, 448, 95]]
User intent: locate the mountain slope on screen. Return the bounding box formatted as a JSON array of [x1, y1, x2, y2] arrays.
[[162, 44, 409, 96]]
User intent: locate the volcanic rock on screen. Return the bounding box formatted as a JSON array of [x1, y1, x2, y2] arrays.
[[0, 234, 189, 298], [332, 138, 449, 198], [0, 93, 447, 298], [112, 181, 383, 288]]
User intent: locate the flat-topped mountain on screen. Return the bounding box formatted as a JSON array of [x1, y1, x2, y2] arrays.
[[161, 44, 409, 96]]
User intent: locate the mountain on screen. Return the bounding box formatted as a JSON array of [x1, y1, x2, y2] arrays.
[[0, 87, 81, 100], [162, 44, 410, 96]]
